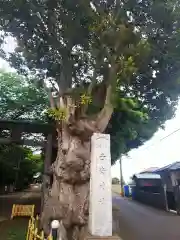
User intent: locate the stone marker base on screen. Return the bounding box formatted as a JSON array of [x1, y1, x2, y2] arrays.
[[84, 234, 121, 240]]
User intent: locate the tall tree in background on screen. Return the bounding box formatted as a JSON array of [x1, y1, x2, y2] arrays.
[[0, 0, 180, 238], [0, 142, 42, 191], [0, 71, 48, 120]]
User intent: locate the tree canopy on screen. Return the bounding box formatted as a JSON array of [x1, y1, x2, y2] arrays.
[[0, 71, 45, 191], [0, 70, 48, 121], [0, 0, 180, 163]]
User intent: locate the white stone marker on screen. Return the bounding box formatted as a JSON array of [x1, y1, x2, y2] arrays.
[[89, 133, 112, 237]]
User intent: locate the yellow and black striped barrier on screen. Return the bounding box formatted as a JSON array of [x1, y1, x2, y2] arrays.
[[11, 204, 35, 219]]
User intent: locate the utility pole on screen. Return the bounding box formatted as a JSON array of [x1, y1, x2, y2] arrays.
[[119, 157, 124, 196]]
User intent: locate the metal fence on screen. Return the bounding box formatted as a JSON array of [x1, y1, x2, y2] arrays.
[[10, 204, 52, 240]]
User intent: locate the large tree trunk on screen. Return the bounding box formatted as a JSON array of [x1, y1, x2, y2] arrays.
[[41, 80, 114, 239], [41, 120, 96, 240]]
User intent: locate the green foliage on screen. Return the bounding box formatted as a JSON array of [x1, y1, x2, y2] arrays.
[[80, 94, 92, 105], [0, 128, 42, 189], [46, 94, 92, 121], [1, 219, 27, 240], [0, 0, 180, 163], [0, 143, 42, 189], [0, 71, 45, 188], [47, 108, 67, 121], [0, 70, 48, 120]]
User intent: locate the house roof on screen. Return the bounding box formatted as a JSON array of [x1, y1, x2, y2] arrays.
[[153, 162, 180, 173], [134, 173, 161, 179], [140, 167, 159, 173]]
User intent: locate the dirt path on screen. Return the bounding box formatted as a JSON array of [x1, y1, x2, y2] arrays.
[[0, 189, 41, 221]]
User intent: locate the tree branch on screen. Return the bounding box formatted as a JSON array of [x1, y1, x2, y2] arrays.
[[49, 78, 59, 93], [96, 84, 113, 132], [87, 69, 97, 95], [96, 60, 117, 132], [80, 68, 98, 114], [43, 81, 56, 108], [49, 91, 56, 108]]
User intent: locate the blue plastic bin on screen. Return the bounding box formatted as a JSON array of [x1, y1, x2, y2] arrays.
[[124, 185, 130, 197]]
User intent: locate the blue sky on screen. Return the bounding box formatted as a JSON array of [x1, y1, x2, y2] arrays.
[[1, 36, 180, 183]]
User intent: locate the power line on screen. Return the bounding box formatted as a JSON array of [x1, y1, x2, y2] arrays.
[[159, 128, 180, 141], [143, 127, 180, 151]]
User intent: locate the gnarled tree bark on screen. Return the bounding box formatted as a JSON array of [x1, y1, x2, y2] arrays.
[[41, 119, 97, 240]]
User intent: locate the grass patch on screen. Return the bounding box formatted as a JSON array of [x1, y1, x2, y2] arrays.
[[0, 218, 28, 240]]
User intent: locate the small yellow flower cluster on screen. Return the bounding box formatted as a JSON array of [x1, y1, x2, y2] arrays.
[[47, 108, 67, 120], [80, 94, 92, 105], [46, 94, 92, 121]]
